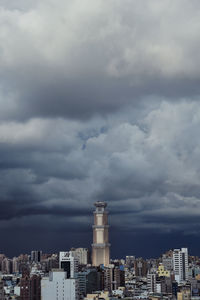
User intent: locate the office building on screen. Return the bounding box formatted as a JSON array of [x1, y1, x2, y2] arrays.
[[59, 251, 78, 278], [30, 274, 41, 300], [126, 256, 135, 268], [147, 272, 157, 293], [92, 201, 110, 267], [12, 257, 19, 273], [31, 251, 42, 263], [77, 269, 100, 297], [173, 248, 189, 283], [20, 272, 41, 300], [1, 258, 12, 274], [134, 258, 147, 277], [162, 254, 173, 271], [104, 266, 125, 291], [41, 269, 79, 300], [70, 248, 89, 265], [20, 272, 30, 300]]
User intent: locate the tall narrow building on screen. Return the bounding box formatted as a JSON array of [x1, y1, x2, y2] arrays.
[[173, 248, 189, 283], [92, 201, 110, 267]]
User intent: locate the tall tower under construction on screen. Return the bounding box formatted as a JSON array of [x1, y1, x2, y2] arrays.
[[92, 201, 110, 267]]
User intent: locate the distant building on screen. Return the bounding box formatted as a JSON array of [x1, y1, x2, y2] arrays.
[[70, 248, 89, 265], [162, 254, 173, 271], [177, 286, 191, 300], [41, 269, 79, 300], [29, 274, 41, 300], [190, 278, 200, 296], [31, 251, 42, 263], [0, 279, 5, 300], [20, 273, 30, 300], [84, 291, 109, 300], [12, 257, 19, 273], [147, 272, 157, 293], [104, 265, 125, 291], [92, 201, 110, 267], [172, 280, 178, 298], [20, 272, 41, 300], [59, 251, 78, 279], [77, 268, 100, 297], [134, 258, 147, 277], [1, 258, 12, 274], [157, 264, 170, 277], [173, 248, 189, 283], [126, 256, 135, 268]]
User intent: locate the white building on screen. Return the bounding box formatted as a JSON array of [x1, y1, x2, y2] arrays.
[[14, 286, 20, 296], [59, 252, 78, 278], [173, 248, 189, 283], [147, 272, 157, 293], [41, 269, 79, 300]]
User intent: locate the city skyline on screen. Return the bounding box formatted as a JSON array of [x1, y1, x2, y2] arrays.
[[1, 0, 200, 258], [0, 201, 195, 259], [0, 245, 197, 299]]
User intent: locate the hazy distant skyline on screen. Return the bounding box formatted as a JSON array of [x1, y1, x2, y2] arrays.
[[0, 0, 200, 257]]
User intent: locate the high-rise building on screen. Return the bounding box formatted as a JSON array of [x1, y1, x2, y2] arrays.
[[20, 272, 30, 300], [173, 248, 189, 283], [30, 274, 41, 300], [12, 257, 19, 273], [20, 272, 41, 300], [1, 258, 12, 274], [41, 269, 79, 300], [92, 201, 110, 267], [59, 252, 78, 279], [77, 268, 100, 297], [134, 258, 147, 277], [162, 254, 173, 271], [70, 248, 89, 265], [104, 266, 125, 291], [126, 256, 135, 268], [147, 272, 157, 293], [31, 251, 42, 263]]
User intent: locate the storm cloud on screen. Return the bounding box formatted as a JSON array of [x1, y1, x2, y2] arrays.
[[0, 0, 200, 257]]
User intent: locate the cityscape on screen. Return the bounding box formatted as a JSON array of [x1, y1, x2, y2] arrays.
[[0, 201, 199, 300], [1, 0, 200, 300]]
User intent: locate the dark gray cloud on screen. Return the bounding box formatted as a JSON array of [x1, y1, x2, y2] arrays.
[[1, 0, 200, 121], [0, 101, 200, 257], [0, 0, 200, 257]]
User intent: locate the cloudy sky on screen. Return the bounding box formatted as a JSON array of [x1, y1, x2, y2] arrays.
[[1, 0, 200, 258]]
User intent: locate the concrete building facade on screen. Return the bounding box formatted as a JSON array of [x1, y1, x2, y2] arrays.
[[70, 248, 89, 265], [173, 248, 189, 283], [59, 252, 78, 279], [92, 202, 110, 267], [41, 269, 79, 300]]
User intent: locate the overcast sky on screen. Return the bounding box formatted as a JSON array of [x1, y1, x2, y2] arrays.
[[1, 0, 200, 258]]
